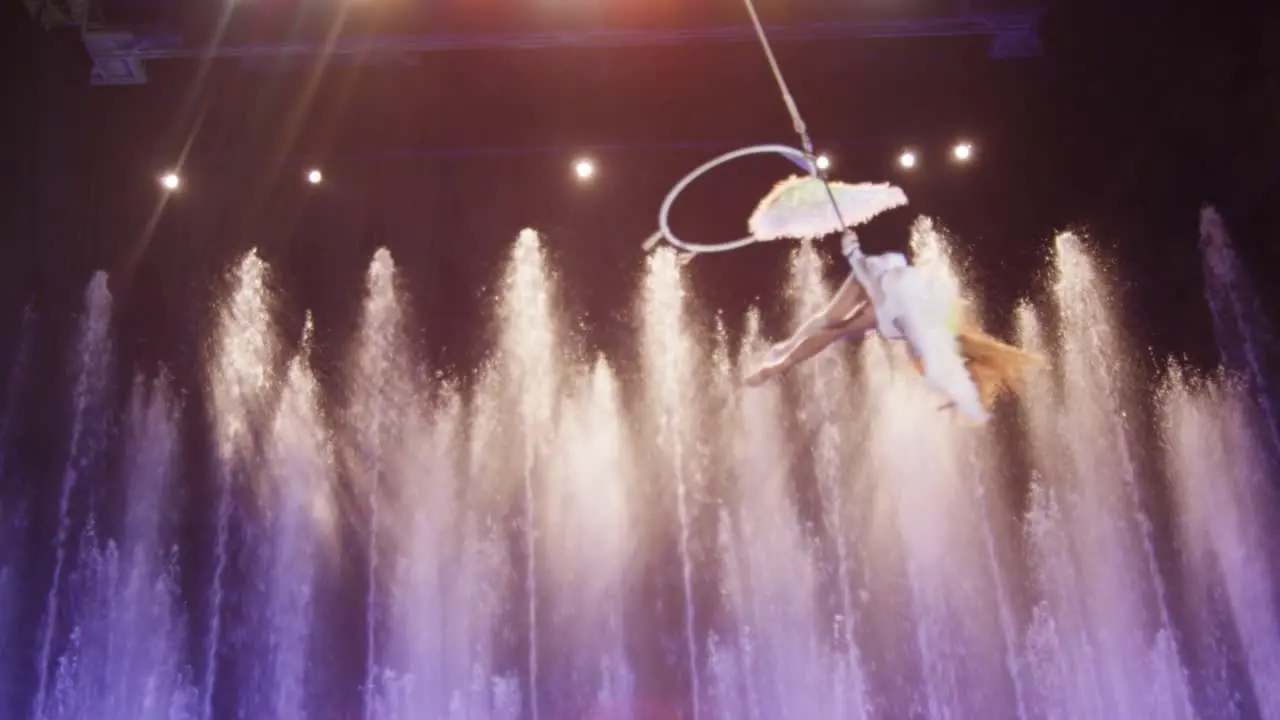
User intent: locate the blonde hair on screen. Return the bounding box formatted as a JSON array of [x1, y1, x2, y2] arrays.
[[957, 328, 1045, 409], [898, 298, 1045, 412], [951, 301, 1045, 410]]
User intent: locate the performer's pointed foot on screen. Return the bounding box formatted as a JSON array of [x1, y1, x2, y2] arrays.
[[742, 343, 788, 386], [744, 346, 786, 387], [743, 364, 776, 387]]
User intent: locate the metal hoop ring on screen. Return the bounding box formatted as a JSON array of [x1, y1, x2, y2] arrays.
[[644, 144, 813, 254]]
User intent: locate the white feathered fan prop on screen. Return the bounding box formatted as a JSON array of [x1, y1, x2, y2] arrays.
[[748, 176, 908, 241]]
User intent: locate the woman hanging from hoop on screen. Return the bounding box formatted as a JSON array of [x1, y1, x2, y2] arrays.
[[743, 231, 1043, 423], [640, 144, 1040, 422]]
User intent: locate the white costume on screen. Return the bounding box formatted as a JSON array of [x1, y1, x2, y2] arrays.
[[841, 233, 989, 423], [741, 174, 988, 422]]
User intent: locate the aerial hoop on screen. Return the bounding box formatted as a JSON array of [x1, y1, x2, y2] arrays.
[[642, 144, 815, 255], [641, 0, 860, 258]]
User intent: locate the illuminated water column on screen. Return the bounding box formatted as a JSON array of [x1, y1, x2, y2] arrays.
[[349, 249, 485, 718], [1198, 207, 1279, 458], [639, 249, 705, 720], [1161, 370, 1280, 719], [783, 242, 874, 720], [1019, 234, 1194, 719], [705, 323, 753, 720], [32, 273, 114, 720], [259, 318, 333, 720], [1016, 303, 1109, 719], [204, 250, 281, 720], [46, 374, 196, 719], [1188, 209, 1280, 718], [491, 229, 564, 719], [853, 220, 1020, 718], [465, 363, 524, 718], [348, 249, 405, 718], [909, 224, 1029, 720], [713, 307, 828, 720], [543, 359, 637, 716], [371, 377, 506, 717], [1021, 251, 1115, 718]]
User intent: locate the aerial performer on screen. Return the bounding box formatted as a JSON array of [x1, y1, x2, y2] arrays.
[[641, 0, 1043, 424], [741, 228, 1043, 423]]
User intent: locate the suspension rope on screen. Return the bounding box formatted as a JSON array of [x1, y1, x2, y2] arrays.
[[739, 0, 854, 242], [644, 0, 854, 256], [740, 0, 811, 155]]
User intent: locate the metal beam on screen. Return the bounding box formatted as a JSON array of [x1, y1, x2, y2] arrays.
[[78, 10, 1041, 86], [271, 137, 927, 162], [24, 0, 82, 28]]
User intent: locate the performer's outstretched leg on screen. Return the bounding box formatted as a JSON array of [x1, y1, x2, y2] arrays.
[[744, 277, 875, 386], [744, 310, 876, 386]]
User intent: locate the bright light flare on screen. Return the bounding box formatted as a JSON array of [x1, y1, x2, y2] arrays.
[[898, 150, 917, 169], [952, 142, 974, 162], [574, 159, 596, 181], [306, 169, 323, 184], [815, 154, 831, 171], [159, 172, 181, 190]]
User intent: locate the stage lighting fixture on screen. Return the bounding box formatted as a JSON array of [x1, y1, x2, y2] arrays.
[[160, 172, 181, 190], [815, 154, 831, 171], [307, 169, 323, 184], [574, 159, 596, 180], [952, 142, 974, 162], [897, 150, 917, 169]]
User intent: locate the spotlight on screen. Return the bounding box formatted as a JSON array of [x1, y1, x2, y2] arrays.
[[815, 154, 831, 171], [159, 172, 181, 190], [952, 142, 974, 162], [306, 168, 323, 184], [573, 158, 596, 181], [897, 150, 917, 169]]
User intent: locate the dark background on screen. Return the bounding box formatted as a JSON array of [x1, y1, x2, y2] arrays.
[[1, 0, 1276, 391]]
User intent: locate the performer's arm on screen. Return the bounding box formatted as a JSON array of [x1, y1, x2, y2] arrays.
[[841, 231, 874, 290]]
